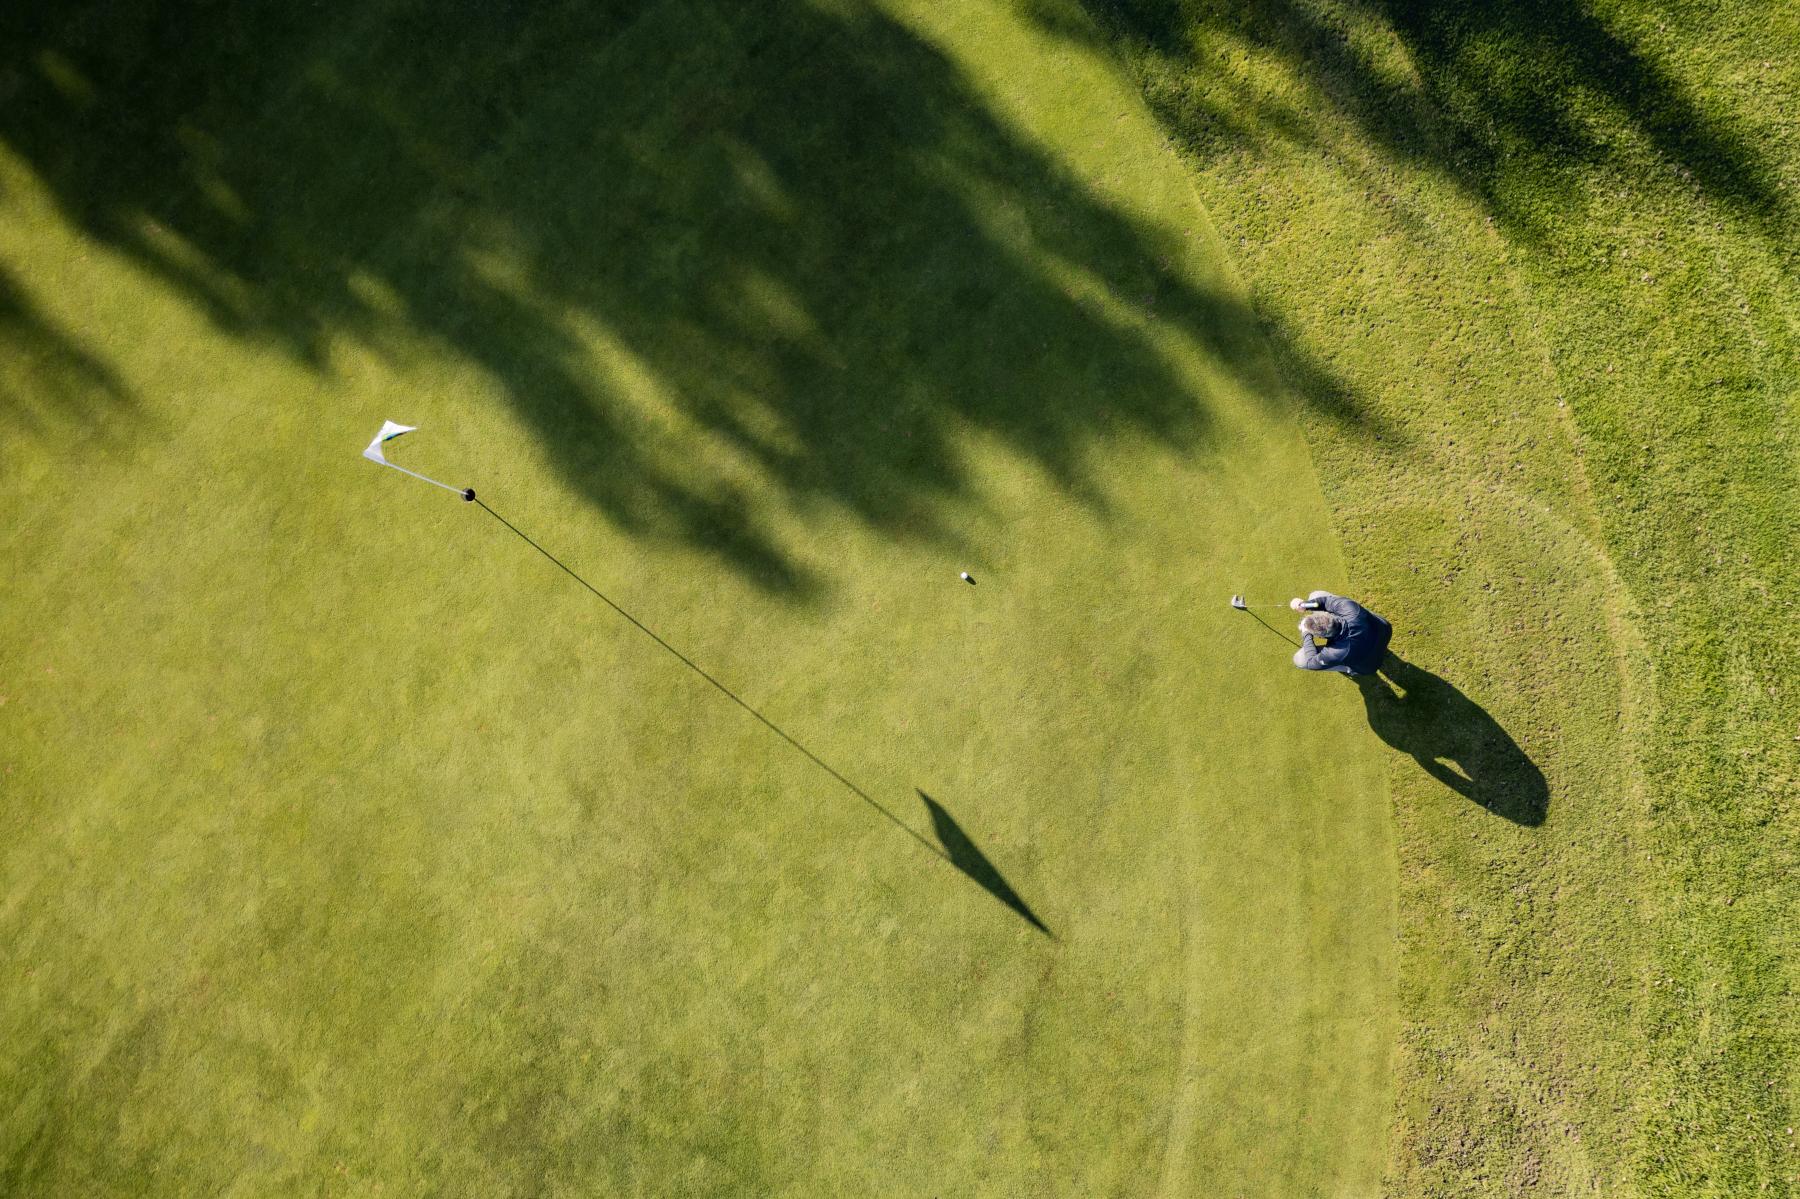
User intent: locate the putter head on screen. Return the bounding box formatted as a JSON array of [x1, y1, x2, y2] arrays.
[[1230, 595, 1247, 609]]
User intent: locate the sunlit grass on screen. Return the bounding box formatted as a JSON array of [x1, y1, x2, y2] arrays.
[[1082, 0, 1798, 1192], [0, 1, 1397, 1194]]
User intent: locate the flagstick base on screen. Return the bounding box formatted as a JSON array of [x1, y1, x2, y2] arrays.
[[462, 488, 476, 502]]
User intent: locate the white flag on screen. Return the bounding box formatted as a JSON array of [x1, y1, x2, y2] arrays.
[[362, 420, 418, 465], [360, 420, 463, 494]]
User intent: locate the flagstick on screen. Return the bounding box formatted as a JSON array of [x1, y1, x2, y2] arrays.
[[378, 462, 466, 495]]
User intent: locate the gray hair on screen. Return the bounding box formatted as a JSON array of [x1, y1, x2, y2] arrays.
[[1300, 612, 1342, 640]]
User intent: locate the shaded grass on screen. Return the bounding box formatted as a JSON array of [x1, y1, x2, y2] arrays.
[[0, 0, 1396, 1194], [0, 0, 1383, 593], [1059, 0, 1798, 1192]]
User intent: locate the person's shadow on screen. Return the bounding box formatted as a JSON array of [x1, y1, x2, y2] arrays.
[[1353, 654, 1548, 826]]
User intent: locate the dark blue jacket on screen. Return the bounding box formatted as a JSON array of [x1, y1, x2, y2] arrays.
[[1295, 593, 1391, 676]]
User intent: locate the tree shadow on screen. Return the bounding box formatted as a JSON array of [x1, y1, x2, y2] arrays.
[[918, 790, 1051, 936], [0, 0, 1384, 592], [0, 267, 130, 438], [1352, 653, 1548, 826], [1046, 0, 1790, 243]]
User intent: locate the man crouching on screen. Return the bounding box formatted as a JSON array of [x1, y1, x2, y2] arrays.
[[1290, 591, 1391, 676]]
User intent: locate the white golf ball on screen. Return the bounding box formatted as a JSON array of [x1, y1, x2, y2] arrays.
[[960, 571, 972, 581]]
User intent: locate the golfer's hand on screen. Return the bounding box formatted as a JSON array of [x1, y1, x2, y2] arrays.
[[1289, 597, 1304, 611]]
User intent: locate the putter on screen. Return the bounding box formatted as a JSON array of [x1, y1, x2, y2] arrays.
[[1228, 594, 1300, 645]]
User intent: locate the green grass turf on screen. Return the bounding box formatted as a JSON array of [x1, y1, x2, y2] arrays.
[[1069, 0, 1799, 1194], [0, 1, 1399, 1194]]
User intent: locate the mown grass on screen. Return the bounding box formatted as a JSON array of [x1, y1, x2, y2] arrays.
[[1068, 0, 1798, 1193], [1, 1, 1400, 1194]]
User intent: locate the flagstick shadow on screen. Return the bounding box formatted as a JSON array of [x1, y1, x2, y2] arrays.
[[918, 791, 1051, 935], [471, 496, 1054, 937]]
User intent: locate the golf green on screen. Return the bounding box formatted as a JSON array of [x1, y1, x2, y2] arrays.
[[0, 0, 1394, 1193]]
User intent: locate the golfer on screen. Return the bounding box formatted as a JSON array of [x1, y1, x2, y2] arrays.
[[1289, 591, 1391, 676]]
